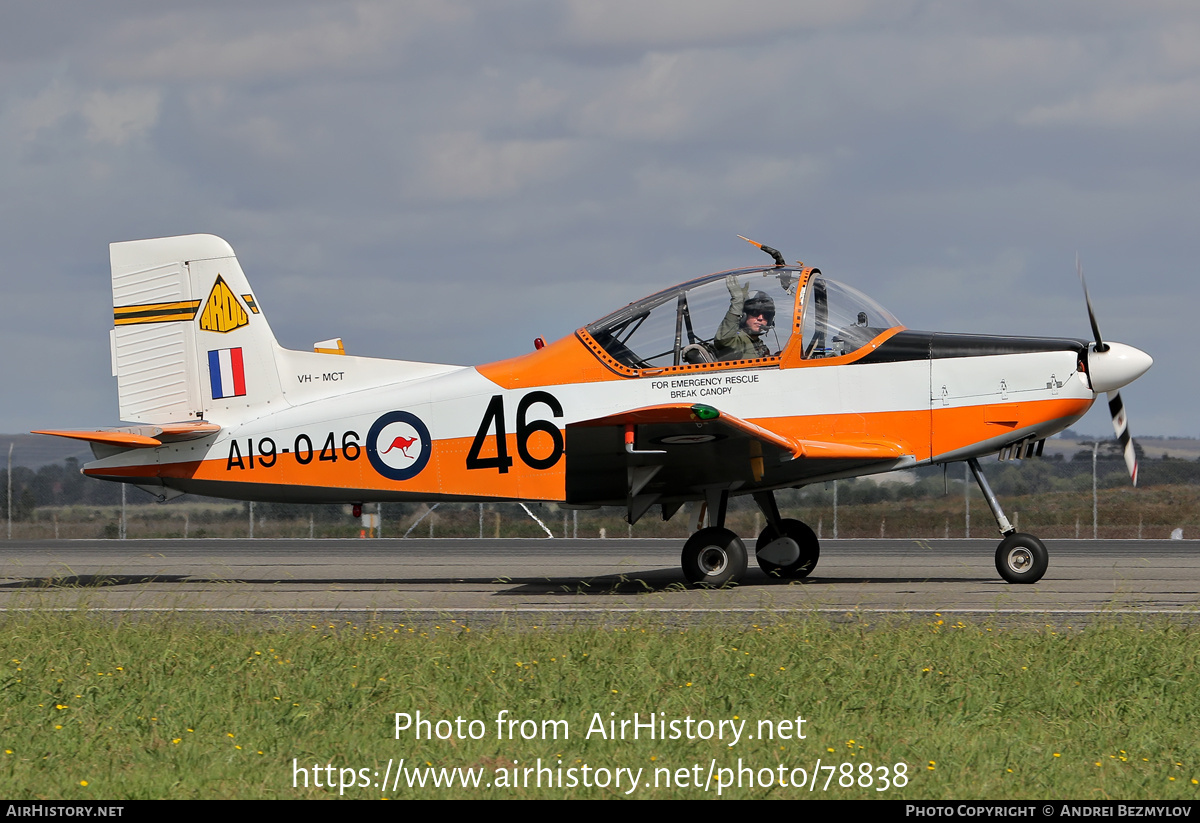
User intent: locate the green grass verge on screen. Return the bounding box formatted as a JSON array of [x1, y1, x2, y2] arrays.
[[1, 614, 1198, 799]]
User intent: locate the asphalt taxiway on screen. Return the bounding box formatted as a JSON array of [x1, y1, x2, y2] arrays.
[[1, 538, 1197, 623]]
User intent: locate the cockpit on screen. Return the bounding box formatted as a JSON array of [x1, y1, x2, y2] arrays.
[[581, 267, 902, 373]]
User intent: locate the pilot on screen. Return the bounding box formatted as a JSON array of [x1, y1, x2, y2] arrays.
[[714, 275, 774, 361]]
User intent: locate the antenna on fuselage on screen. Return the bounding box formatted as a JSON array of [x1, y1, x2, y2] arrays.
[[737, 235, 785, 267]]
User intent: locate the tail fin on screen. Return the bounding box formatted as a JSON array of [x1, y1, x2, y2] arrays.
[[110, 234, 283, 424]]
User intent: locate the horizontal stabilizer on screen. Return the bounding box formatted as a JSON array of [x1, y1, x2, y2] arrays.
[[33, 421, 220, 449]]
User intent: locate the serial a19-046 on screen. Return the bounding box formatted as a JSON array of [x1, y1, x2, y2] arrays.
[[37, 234, 1151, 586]]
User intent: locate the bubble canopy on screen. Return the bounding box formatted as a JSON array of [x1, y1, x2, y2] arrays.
[[582, 267, 902, 369]]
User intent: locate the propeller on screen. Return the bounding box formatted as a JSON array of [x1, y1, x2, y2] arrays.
[[1077, 254, 1151, 485]]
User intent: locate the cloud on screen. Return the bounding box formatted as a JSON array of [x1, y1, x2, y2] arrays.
[[515, 78, 570, 120], [12, 81, 77, 143], [407, 131, 579, 202], [630, 153, 830, 229], [1, 1, 1197, 435], [89, 1, 471, 83], [561, 0, 891, 48], [1017, 78, 1200, 128], [80, 88, 162, 145], [575, 53, 694, 141], [13, 82, 160, 146]]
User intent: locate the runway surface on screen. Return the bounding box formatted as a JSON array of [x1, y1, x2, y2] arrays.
[[1, 538, 1198, 623]]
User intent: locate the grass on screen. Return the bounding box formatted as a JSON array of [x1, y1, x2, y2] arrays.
[[1, 614, 1199, 799]]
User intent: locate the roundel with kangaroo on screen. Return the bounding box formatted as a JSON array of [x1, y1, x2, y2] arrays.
[[366, 411, 432, 481]]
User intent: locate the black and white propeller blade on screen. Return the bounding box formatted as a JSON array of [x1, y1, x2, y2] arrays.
[[1107, 391, 1138, 486], [1077, 254, 1151, 486], [1077, 254, 1107, 353]]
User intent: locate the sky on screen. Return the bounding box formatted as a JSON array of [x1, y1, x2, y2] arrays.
[[2, 1, 1196, 439]]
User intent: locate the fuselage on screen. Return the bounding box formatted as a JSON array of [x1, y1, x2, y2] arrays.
[[81, 264, 1105, 506]]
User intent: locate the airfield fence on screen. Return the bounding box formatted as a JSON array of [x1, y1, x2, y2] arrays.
[[3, 453, 1199, 541]]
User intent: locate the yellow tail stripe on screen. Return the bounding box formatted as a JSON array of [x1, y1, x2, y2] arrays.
[[113, 300, 201, 325]]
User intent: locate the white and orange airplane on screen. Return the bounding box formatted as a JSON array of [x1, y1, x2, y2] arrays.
[[36, 234, 1152, 586]]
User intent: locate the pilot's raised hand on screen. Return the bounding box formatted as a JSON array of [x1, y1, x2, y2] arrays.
[[725, 275, 748, 313]]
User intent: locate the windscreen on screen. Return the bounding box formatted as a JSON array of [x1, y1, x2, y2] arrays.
[[799, 277, 902, 359]]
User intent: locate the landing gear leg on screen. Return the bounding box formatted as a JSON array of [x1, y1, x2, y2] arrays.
[[967, 458, 1048, 584], [680, 489, 747, 587], [752, 491, 820, 579]]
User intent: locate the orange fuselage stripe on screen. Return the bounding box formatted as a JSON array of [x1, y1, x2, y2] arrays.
[[87, 434, 567, 500], [85, 397, 1091, 500]]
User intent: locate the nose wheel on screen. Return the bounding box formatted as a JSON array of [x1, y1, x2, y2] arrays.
[[995, 533, 1049, 584]]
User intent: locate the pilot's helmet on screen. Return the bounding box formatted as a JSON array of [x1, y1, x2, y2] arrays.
[[743, 291, 776, 327]]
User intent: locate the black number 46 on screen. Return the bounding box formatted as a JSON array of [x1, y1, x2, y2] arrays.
[[466, 391, 564, 473]]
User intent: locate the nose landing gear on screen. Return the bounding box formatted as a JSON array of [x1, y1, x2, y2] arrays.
[[968, 457, 1049, 584]]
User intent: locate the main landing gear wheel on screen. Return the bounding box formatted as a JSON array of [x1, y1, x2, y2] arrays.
[[995, 533, 1049, 584], [755, 518, 820, 579], [681, 527, 748, 587]]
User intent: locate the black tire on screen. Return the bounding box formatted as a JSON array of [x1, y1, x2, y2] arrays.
[[755, 518, 820, 579], [995, 533, 1049, 584], [681, 527, 748, 587]]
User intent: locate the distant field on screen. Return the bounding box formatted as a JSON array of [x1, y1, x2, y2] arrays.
[[1, 434, 91, 469], [1, 613, 1197, 799], [7, 482, 1198, 541], [1042, 436, 1200, 462]]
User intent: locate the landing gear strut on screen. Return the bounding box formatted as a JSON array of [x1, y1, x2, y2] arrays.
[[680, 489, 748, 587], [677, 490, 822, 586], [967, 458, 1049, 584]]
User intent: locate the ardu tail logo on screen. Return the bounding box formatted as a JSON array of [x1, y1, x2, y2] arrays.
[[200, 275, 249, 333]]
